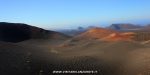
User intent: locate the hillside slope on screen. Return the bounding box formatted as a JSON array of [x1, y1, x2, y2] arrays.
[[0, 22, 70, 42]]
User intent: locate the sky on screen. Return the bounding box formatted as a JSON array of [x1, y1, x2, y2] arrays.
[[0, 0, 150, 30]]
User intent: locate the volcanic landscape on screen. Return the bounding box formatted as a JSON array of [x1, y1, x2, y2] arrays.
[[0, 22, 150, 75]]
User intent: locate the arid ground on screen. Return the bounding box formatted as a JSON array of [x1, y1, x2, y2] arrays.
[[0, 22, 150, 75]]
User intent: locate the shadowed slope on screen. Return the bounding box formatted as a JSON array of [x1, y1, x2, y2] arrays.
[[0, 22, 70, 43]]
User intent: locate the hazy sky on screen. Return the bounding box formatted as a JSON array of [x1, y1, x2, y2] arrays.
[[0, 0, 150, 30]]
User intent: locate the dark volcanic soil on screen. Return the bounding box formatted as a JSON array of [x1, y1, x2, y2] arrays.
[[1, 23, 150, 75]]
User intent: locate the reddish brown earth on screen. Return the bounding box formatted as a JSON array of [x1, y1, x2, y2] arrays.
[[75, 27, 117, 40], [101, 32, 135, 42], [72, 27, 135, 42]]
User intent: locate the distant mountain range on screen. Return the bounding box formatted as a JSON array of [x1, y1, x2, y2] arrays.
[[107, 23, 150, 32], [107, 23, 142, 30], [58, 23, 150, 36]]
